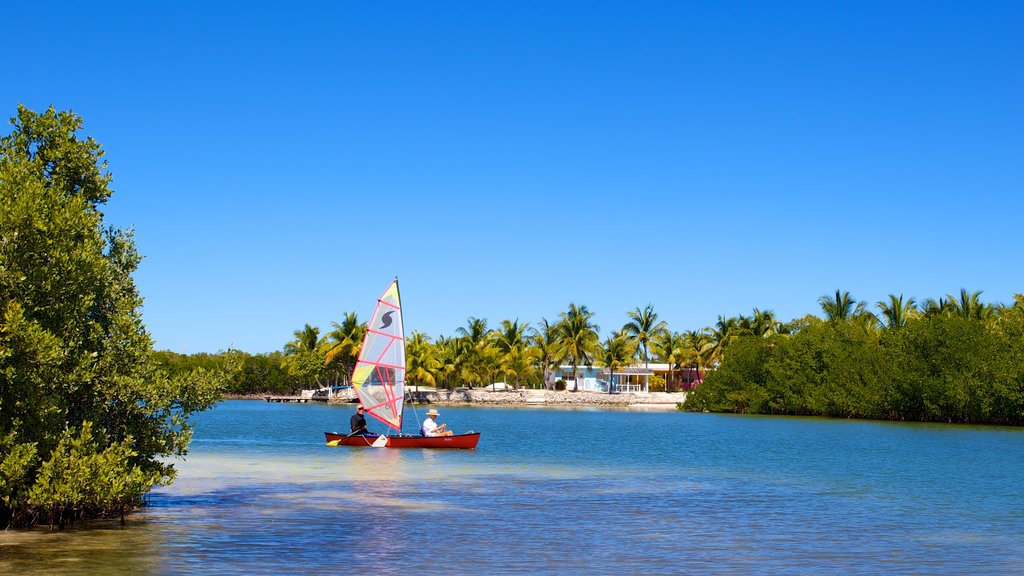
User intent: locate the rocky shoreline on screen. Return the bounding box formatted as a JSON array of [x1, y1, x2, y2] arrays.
[[327, 387, 686, 409]]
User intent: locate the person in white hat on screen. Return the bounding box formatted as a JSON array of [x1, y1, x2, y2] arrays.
[[420, 408, 454, 437]]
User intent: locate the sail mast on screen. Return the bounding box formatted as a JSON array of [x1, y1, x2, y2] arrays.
[[394, 276, 405, 432]]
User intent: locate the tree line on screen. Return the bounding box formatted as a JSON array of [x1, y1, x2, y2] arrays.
[[187, 303, 708, 395], [195, 288, 1023, 428], [683, 290, 1024, 425]]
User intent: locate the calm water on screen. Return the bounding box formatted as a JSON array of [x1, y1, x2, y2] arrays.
[[2, 400, 1023, 575]]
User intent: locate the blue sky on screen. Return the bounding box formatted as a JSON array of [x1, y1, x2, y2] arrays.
[[6, 2, 1023, 354]]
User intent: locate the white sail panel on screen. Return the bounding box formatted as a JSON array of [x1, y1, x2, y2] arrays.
[[352, 280, 405, 431]]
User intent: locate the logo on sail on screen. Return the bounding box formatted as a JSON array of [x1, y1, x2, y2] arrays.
[[379, 311, 394, 329]]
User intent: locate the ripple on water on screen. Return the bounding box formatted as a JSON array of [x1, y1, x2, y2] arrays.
[[4, 403, 1023, 575]]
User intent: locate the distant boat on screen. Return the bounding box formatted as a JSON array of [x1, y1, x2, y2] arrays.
[[324, 279, 480, 450]]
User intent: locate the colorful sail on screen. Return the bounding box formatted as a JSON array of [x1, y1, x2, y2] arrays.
[[352, 280, 405, 431]]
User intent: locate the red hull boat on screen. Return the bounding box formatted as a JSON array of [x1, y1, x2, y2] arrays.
[[330, 280, 483, 451], [325, 431, 481, 449]]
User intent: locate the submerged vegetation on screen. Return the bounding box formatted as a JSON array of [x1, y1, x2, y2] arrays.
[[0, 106, 223, 528]]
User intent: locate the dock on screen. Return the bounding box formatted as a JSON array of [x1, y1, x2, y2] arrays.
[[264, 395, 328, 403]]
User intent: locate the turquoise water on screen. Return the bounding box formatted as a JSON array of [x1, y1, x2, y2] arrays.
[[2, 400, 1023, 574]]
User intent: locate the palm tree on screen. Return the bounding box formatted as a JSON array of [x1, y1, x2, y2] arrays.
[[433, 335, 462, 389], [494, 319, 530, 389], [680, 329, 714, 389], [623, 304, 668, 367], [557, 303, 600, 392], [530, 318, 561, 390], [494, 319, 529, 354], [876, 294, 917, 331], [455, 317, 492, 388], [322, 312, 365, 386], [736, 314, 754, 336], [406, 331, 439, 392], [750, 308, 781, 337], [284, 324, 320, 356], [282, 324, 325, 389], [947, 289, 992, 321], [596, 330, 637, 394], [818, 290, 868, 323], [498, 345, 538, 391], [709, 315, 740, 366], [921, 296, 952, 318], [456, 316, 490, 345], [652, 331, 686, 392], [468, 341, 501, 390]]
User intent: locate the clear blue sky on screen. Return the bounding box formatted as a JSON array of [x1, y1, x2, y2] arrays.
[[6, 2, 1023, 354]]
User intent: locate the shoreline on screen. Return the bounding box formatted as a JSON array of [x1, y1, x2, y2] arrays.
[[228, 389, 687, 410], [356, 388, 682, 410], [400, 388, 685, 410]]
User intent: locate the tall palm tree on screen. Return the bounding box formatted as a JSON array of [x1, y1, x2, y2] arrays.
[[557, 303, 600, 392], [406, 330, 439, 392], [596, 330, 637, 394], [876, 294, 917, 331], [530, 317, 562, 390], [623, 304, 668, 367], [322, 312, 365, 386], [818, 290, 868, 323]]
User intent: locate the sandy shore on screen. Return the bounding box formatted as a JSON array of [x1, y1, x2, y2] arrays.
[[324, 387, 686, 410]]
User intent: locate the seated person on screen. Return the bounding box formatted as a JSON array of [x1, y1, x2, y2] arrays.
[[420, 408, 454, 437], [350, 405, 371, 435]]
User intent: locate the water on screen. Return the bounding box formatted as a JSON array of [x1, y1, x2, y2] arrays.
[[3, 400, 1023, 574]]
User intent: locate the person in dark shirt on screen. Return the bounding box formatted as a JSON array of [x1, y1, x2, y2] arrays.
[[350, 405, 369, 435]]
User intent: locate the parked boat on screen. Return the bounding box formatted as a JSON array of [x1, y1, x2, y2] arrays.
[[324, 279, 481, 450]]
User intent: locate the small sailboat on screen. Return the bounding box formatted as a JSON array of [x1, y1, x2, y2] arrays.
[[325, 279, 481, 449]]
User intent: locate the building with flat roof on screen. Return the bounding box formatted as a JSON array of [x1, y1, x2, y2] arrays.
[[554, 363, 703, 393]]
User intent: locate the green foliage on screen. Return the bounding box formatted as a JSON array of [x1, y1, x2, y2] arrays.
[[684, 312, 1024, 425], [152, 349, 295, 396], [27, 422, 162, 526], [0, 431, 38, 513], [0, 106, 222, 528]]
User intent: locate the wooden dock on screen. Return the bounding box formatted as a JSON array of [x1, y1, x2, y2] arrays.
[[264, 395, 328, 403]]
